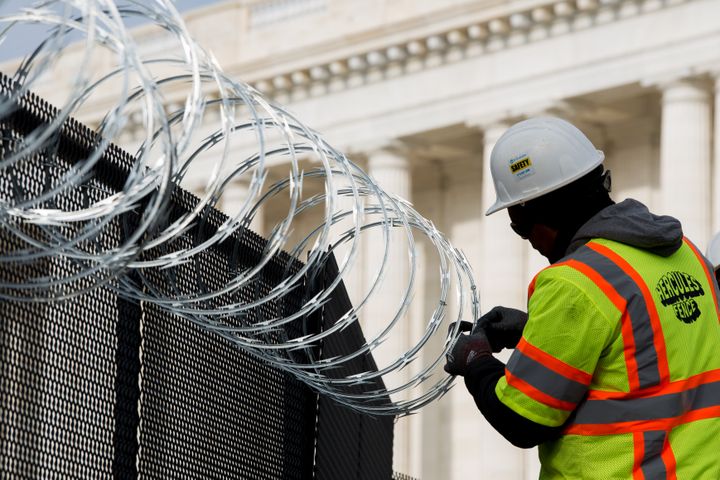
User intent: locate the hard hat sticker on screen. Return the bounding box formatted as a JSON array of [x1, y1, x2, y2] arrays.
[[508, 155, 534, 179]]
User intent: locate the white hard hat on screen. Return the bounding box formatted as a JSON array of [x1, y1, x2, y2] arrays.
[[707, 232, 720, 270], [485, 117, 605, 215]]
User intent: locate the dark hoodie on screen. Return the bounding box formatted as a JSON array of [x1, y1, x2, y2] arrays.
[[566, 198, 683, 258], [462, 199, 684, 448]]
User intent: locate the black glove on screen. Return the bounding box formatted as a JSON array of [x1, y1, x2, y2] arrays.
[[477, 306, 528, 352], [444, 321, 492, 377]]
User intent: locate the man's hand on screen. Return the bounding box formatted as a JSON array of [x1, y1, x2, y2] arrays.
[[477, 306, 528, 352], [444, 321, 492, 376]]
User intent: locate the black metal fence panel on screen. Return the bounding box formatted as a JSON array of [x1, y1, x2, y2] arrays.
[[0, 72, 393, 480], [310, 254, 394, 480]]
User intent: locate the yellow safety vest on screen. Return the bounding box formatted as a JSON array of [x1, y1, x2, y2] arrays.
[[495, 237, 720, 479]]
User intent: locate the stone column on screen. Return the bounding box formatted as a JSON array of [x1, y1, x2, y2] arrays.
[[660, 77, 712, 247], [481, 122, 528, 478], [363, 143, 414, 476], [414, 159, 451, 480], [328, 170, 365, 310], [444, 121, 527, 480], [480, 123, 527, 311], [363, 143, 412, 365], [713, 75, 720, 235]]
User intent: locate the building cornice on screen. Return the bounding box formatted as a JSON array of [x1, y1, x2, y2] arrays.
[[239, 0, 690, 101]]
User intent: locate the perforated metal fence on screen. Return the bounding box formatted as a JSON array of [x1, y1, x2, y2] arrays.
[[392, 473, 419, 480], [0, 72, 394, 480]]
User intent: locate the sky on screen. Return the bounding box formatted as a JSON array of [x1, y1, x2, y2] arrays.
[[0, 0, 223, 61]]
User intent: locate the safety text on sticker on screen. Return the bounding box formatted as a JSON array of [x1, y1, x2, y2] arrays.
[[508, 155, 534, 178]]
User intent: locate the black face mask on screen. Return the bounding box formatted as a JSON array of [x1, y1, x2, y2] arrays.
[[510, 220, 532, 240], [508, 204, 536, 240], [509, 205, 564, 263], [547, 228, 575, 264]]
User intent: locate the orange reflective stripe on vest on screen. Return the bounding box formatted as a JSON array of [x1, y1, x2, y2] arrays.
[[505, 338, 592, 411], [684, 237, 720, 322], [565, 369, 720, 435], [557, 242, 670, 390], [632, 430, 677, 480], [557, 241, 681, 478]]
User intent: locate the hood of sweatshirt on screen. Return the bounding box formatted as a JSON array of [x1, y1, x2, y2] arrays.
[[566, 198, 684, 258]]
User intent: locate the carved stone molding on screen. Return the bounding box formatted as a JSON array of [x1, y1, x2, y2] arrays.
[[248, 0, 692, 100]]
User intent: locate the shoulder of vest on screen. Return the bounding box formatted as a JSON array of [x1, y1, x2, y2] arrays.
[[528, 253, 601, 299], [529, 239, 628, 295], [538, 240, 622, 275]]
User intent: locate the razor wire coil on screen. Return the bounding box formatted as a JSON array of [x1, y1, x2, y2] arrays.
[[0, 0, 480, 416]]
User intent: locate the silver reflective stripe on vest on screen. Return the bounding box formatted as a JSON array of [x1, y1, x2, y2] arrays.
[[506, 349, 588, 405], [572, 381, 720, 425], [571, 245, 661, 389], [641, 430, 668, 479]]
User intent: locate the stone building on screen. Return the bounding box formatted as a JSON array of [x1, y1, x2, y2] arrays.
[[12, 0, 720, 478]]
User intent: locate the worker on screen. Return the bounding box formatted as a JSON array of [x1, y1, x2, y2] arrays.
[[707, 231, 720, 284], [444, 117, 720, 479]]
